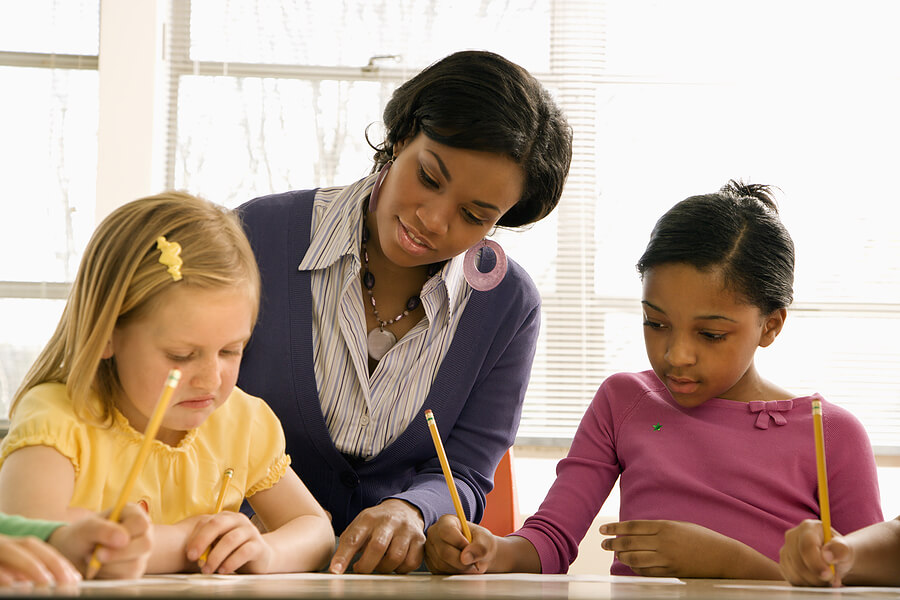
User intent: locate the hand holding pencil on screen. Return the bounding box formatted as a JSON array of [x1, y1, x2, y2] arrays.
[[85, 369, 181, 579], [198, 467, 234, 566]]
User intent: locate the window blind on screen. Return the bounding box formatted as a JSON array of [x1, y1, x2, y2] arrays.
[[157, 0, 900, 453]]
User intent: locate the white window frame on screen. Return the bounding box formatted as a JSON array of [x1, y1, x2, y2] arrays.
[[5, 1, 900, 473]]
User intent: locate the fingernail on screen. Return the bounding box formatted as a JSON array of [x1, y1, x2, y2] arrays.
[[599, 525, 609, 534]]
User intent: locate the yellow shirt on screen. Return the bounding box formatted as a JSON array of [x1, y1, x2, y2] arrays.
[[0, 383, 289, 524]]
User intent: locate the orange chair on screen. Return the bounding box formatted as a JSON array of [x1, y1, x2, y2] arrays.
[[479, 447, 521, 536]]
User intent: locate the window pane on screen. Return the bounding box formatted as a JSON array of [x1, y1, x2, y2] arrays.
[[175, 76, 395, 206], [758, 310, 900, 450], [189, 0, 551, 72], [603, 0, 900, 81], [0, 0, 99, 55], [591, 81, 900, 303], [0, 299, 65, 418], [0, 67, 97, 281]]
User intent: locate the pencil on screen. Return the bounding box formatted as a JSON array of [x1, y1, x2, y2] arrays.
[[85, 368, 181, 579], [424, 409, 472, 542], [811, 399, 835, 574], [198, 467, 234, 565]]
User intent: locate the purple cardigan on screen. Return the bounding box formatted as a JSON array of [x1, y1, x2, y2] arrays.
[[236, 189, 541, 534]]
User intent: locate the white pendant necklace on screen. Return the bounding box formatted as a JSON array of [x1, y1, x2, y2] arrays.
[[366, 328, 397, 361], [362, 225, 421, 361]]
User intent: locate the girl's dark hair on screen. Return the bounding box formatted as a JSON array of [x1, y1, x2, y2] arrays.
[[636, 180, 795, 314], [371, 50, 572, 227]]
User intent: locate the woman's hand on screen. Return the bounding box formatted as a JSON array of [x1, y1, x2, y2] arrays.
[[425, 514, 497, 574], [186, 511, 273, 574], [49, 503, 152, 580], [600, 519, 781, 579], [779, 519, 849, 587], [0, 534, 81, 586], [329, 499, 426, 574]]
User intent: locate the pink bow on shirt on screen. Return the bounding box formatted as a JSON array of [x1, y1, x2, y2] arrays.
[[748, 399, 794, 429]]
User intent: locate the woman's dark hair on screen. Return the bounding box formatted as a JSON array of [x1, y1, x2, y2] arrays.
[[371, 50, 572, 227], [636, 180, 795, 314]]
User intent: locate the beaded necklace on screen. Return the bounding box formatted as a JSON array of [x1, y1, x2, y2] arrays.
[[361, 224, 425, 361]]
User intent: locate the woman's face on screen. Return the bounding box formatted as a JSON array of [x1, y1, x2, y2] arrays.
[[370, 132, 524, 268]]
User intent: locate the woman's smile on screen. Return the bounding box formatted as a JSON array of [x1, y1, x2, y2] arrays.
[[396, 218, 435, 255]]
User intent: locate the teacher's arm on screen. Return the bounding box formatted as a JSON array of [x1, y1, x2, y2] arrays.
[[331, 289, 541, 575]]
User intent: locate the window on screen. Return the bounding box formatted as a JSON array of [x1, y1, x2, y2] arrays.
[[4, 1, 900, 459], [167, 0, 552, 204], [164, 0, 900, 452], [0, 0, 99, 418]]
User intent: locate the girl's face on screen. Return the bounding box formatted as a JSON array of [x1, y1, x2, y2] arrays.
[[641, 263, 785, 407], [369, 132, 524, 267], [105, 284, 254, 445]]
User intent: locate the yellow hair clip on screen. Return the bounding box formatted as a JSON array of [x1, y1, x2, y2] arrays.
[[156, 236, 183, 281]]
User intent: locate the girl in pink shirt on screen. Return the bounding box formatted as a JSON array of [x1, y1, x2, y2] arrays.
[[424, 180, 882, 579]]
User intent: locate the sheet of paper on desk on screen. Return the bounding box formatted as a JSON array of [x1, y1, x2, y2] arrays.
[[717, 583, 900, 594], [137, 573, 420, 584], [78, 576, 196, 588], [445, 573, 685, 585]]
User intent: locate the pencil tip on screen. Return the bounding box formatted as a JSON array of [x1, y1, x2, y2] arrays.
[[85, 557, 100, 580]]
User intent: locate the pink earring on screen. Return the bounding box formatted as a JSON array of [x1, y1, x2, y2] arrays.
[[463, 239, 507, 291], [368, 160, 393, 213]]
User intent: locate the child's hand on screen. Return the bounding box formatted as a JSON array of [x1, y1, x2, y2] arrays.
[[186, 511, 273, 574], [779, 519, 850, 587], [600, 519, 780, 579], [49, 503, 153, 579], [424, 514, 497, 574], [0, 533, 82, 586]]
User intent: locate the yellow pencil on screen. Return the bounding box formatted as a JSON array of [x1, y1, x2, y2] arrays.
[[85, 369, 181, 579], [811, 399, 835, 575], [424, 409, 472, 542], [198, 467, 234, 566]]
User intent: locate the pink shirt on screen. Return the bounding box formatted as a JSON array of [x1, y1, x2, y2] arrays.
[[514, 370, 883, 574]]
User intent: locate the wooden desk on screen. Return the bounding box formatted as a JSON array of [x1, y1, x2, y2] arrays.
[[2, 573, 899, 600]]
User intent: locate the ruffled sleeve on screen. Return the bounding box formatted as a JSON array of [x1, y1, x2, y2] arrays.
[[0, 384, 87, 476], [243, 394, 291, 497]]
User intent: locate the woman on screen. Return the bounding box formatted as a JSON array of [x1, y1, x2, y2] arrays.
[[236, 50, 572, 574]]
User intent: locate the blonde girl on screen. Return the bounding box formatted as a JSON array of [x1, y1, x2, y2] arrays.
[[0, 192, 333, 576]]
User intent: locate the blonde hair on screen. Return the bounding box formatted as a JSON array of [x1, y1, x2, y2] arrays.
[[11, 191, 260, 424]]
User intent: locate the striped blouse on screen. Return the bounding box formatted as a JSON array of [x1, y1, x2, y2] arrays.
[[298, 174, 472, 458]]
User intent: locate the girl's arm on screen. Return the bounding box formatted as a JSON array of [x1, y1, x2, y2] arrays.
[[185, 467, 333, 574], [250, 467, 334, 572], [0, 446, 82, 520], [600, 520, 782, 579], [0, 446, 154, 578]]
